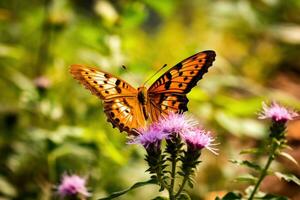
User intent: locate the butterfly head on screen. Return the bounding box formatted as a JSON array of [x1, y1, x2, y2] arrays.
[[137, 86, 148, 105]]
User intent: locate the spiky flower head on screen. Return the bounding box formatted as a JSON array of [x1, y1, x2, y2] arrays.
[[182, 128, 218, 154], [132, 124, 167, 151], [57, 174, 90, 199], [258, 101, 298, 123], [156, 112, 198, 136]]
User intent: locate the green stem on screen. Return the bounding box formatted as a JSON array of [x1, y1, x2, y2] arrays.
[[248, 139, 278, 200], [174, 175, 188, 198], [169, 153, 177, 200]]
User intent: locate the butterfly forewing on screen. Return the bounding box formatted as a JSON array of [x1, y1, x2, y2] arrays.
[[148, 51, 216, 94], [70, 64, 136, 99], [70, 64, 144, 135], [148, 50, 216, 118]]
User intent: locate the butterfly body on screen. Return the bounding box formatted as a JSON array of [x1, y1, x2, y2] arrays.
[[137, 86, 149, 120], [70, 50, 216, 135], [137, 86, 148, 106]]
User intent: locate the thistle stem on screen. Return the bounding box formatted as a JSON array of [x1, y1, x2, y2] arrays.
[[169, 153, 177, 200], [248, 139, 278, 200], [174, 175, 188, 198], [165, 135, 182, 200]]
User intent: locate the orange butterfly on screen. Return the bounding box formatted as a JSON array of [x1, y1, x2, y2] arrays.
[[70, 50, 216, 135]]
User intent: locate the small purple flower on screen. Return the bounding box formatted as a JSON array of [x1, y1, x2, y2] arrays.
[[58, 174, 90, 198], [182, 128, 218, 154], [131, 124, 166, 151], [34, 76, 51, 89], [258, 101, 298, 123], [156, 113, 198, 136]]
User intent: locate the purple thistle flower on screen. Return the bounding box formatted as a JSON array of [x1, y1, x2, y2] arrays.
[[58, 174, 90, 198], [156, 112, 198, 136], [182, 128, 218, 154], [258, 101, 298, 123], [131, 124, 167, 151]]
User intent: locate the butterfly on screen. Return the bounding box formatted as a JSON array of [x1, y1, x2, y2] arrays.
[[70, 50, 216, 135]]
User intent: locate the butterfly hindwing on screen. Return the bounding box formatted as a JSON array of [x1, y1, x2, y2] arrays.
[[104, 97, 145, 135], [70, 64, 143, 135], [148, 93, 189, 122], [148, 50, 216, 117]]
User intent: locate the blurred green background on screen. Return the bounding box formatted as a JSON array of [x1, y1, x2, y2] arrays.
[[1, 0, 300, 199]]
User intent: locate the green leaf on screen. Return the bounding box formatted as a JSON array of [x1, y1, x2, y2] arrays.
[[230, 159, 261, 171], [235, 174, 257, 184], [215, 191, 242, 200], [279, 152, 298, 166], [274, 172, 300, 186], [240, 148, 260, 155], [97, 179, 157, 200]]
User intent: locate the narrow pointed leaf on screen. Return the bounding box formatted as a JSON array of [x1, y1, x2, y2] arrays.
[[240, 148, 260, 155], [279, 152, 298, 166], [235, 174, 257, 184], [97, 179, 157, 200], [275, 172, 300, 186], [230, 159, 261, 171]]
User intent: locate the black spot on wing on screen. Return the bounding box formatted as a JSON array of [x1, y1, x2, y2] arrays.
[[110, 112, 115, 117], [166, 72, 172, 80], [165, 81, 171, 90], [116, 87, 122, 94]]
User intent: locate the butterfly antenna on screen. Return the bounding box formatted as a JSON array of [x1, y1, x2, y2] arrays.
[[144, 64, 167, 86], [121, 65, 134, 76]]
